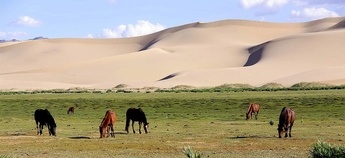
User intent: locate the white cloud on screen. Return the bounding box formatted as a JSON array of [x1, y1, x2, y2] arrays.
[[291, 7, 339, 19], [102, 20, 165, 38], [241, 0, 289, 9], [293, 0, 345, 6], [13, 16, 41, 27], [86, 34, 94, 38]]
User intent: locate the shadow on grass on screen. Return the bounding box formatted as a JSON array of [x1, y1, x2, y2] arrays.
[[115, 131, 128, 135], [68, 132, 128, 139], [229, 135, 275, 139], [68, 136, 91, 139], [9, 132, 27, 136]]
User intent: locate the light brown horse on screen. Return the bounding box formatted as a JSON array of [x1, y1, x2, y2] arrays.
[[99, 110, 117, 138], [67, 106, 75, 114], [246, 103, 260, 120], [278, 107, 295, 138]]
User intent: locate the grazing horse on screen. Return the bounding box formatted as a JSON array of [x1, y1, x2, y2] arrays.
[[125, 108, 149, 134], [67, 106, 75, 114], [99, 110, 116, 138], [246, 103, 260, 120], [34, 109, 57, 136], [278, 107, 295, 138]]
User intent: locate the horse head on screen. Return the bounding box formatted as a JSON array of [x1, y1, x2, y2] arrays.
[[48, 124, 57, 136], [99, 126, 105, 138], [245, 112, 250, 120], [277, 124, 288, 138], [143, 122, 149, 134]]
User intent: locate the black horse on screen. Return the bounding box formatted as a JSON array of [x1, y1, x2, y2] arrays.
[[34, 109, 57, 136], [125, 108, 149, 134]]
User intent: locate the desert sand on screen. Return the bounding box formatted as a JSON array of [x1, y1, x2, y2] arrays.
[[1, 17, 345, 90]]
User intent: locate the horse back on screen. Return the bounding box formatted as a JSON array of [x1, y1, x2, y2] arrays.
[[34, 109, 56, 127], [102, 110, 116, 126], [248, 103, 259, 112], [126, 108, 146, 122], [252, 103, 260, 112], [279, 107, 295, 126]]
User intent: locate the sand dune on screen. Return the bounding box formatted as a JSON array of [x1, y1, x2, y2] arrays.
[[1, 17, 345, 90]]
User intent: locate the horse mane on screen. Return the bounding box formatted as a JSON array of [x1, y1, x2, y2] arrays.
[[278, 107, 288, 127], [44, 109, 57, 127], [100, 110, 112, 127]]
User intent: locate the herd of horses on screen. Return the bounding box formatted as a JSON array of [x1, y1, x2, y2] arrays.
[[34, 107, 149, 138], [246, 103, 295, 138], [34, 103, 295, 138]]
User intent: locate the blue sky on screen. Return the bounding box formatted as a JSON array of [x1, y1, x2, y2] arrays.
[[1, 0, 345, 40]]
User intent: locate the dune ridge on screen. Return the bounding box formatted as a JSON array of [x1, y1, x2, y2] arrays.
[[1, 17, 345, 90]]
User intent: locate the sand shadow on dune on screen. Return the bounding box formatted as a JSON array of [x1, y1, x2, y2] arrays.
[[326, 19, 345, 30], [243, 41, 270, 67], [157, 72, 181, 81], [139, 39, 159, 51]]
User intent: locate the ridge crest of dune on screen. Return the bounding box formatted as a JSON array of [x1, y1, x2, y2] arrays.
[[326, 19, 345, 30]]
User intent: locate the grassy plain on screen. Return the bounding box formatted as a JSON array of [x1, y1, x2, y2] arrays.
[[0, 90, 345, 158]]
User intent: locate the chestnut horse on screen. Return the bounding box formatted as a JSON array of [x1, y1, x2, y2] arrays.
[[34, 109, 57, 136], [99, 110, 117, 138], [125, 108, 149, 134], [246, 103, 260, 120], [67, 106, 75, 114], [278, 107, 295, 138]]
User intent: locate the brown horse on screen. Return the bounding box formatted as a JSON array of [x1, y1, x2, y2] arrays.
[[67, 106, 75, 114], [278, 107, 295, 138], [246, 103, 260, 120], [99, 110, 117, 138]]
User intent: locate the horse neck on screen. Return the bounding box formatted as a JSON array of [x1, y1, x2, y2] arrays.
[[140, 112, 148, 124], [100, 116, 108, 127], [47, 115, 56, 127], [143, 117, 148, 124]]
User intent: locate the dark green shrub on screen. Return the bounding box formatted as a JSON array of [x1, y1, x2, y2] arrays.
[[310, 140, 345, 158], [183, 146, 202, 158]]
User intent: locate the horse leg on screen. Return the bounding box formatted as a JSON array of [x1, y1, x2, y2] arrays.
[[39, 123, 43, 135], [36, 121, 39, 135], [48, 124, 52, 136], [139, 122, 142, 134], [289, 124, 293, 137], [106, 126, 110, 137], [132, 121, 136, 133], [284, 127, 288, 138], [110, 125, 115, 138]]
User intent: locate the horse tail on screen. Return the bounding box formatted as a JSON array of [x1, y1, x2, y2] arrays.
[[247, 103, 253, 114], [125, 109, 130, 132]]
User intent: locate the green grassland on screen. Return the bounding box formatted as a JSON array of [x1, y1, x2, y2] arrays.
[[0, 90, 345, 157]]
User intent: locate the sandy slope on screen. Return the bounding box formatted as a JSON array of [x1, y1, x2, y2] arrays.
[[1, 17, 345, 90]]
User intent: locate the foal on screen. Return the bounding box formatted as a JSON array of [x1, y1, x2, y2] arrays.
[[246, 103, 260, 120]]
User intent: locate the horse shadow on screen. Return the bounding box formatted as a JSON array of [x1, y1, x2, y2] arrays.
[[68, 131, 127, 139], [228, 135, 274, 139]]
